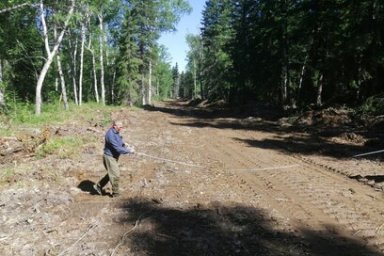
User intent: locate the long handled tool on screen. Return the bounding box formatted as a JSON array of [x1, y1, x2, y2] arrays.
[[353, 149, 384, 158], [135, 152, 203, 168]]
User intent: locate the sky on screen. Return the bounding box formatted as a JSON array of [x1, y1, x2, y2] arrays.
[[158, 0, 205, 72]]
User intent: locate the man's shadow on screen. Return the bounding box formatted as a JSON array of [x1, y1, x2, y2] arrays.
[[78, 180, 108, 196]]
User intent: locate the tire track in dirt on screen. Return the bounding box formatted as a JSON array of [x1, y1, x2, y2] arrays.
[[295, 155, 384, 192], [203, 130, 330, 231], [198, 127, 384, 253]]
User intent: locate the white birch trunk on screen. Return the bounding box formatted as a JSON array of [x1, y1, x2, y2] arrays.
[[298, 52, 308, 92], [35, 0, 75, 115], [0, 3, 37, 14], [111, 68, 116, 104], [146, 60, 152, 105], [0, 90, 4, 108], [54, 24, 68, 110], [86, 38, 99, 103], [0, 60, 4, 107], [316, 73, 323, 107], [71, 37, 79, 105], [56, 54, 69, 110], [0, 59, 2, 83], [98, 14, 105, 105], [79, 21, 86, 106], [193, 58, 197, 99], [91, 50, 99, 103], [141, 73, 146, 105]]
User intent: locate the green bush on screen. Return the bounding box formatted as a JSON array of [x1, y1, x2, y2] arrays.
[[36, 136, 84, 159], [359, 94, 384, 115]]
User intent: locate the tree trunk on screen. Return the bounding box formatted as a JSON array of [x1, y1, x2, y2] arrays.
[[35, 56, 56, 115], [0, 89, 4, 108], [86, 38, 99, 103], [0, 59, 2, 83], [111, 68, 116, 104], [70, 37, 79, 105], [193, 58, 197, 99], [146, 60, 152, 105], [298, 52, 308, 94], [174, 74, 180, 99], [91, 50, 99, 103], [281, 2, 289, 109], [0, 60, 4, 108], [281, 66, 288, 109], [78, 21, 86, 106], [54, 24, 68, 110], [56, 54, 69, 110], [35, 0, 75, 115], [141, 73, 146, 105], [316, 73, 323, 107], [0, 3, 36, 14], [98, 14, 105, 105]]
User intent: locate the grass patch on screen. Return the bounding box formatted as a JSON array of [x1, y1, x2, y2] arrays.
[[0, 102, 121, 135], [36, 136, 86, 159], [0, 166, 15, 185]]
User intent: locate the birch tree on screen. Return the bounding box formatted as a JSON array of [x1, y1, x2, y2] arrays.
[[78, 13, 87, 106], [186, 34, 203, 99], [0, 60, 4, 108], [35, 0, 75, 115], [68, 33, 79, 105], [54, 24, 69, 110], [98, 13, 106, 105], [0, 2, 37, 14]]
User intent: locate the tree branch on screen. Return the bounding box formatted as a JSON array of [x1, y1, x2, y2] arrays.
[[0, 3, 38, 14]]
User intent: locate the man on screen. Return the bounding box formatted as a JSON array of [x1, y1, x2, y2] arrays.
[[94, 120, 135, 197]]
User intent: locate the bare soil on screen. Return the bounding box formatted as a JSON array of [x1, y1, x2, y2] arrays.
[[1, 101, 384, 256]]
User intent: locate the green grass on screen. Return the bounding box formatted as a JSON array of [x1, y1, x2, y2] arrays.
[[36, 136, 84, 159], [0, 101, 127, 159], [0, 166, 15, 185], [1, 102, 118, 131]]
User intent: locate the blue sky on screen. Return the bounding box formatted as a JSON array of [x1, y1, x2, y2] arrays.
[[158, 0, 205, 72]]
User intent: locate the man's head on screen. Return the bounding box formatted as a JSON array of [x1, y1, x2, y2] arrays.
[[112, 120, 124, 132]]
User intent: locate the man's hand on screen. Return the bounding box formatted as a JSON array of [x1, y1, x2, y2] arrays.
[[128, 145, 135, 154]]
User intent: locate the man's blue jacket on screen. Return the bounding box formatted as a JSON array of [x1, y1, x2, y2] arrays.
[[104, 127, 130, 159]]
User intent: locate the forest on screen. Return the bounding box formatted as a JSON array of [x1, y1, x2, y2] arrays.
[[0, 0, 383, 116]]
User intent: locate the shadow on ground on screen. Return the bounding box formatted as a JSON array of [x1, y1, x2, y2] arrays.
[[78, 180, 109, 196], [144, 103, 383, 161], [112, 197, 381, 256], [350, 175, 384, 184]]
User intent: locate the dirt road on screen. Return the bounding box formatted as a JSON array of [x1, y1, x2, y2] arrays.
[[1, 101, 384, 255]]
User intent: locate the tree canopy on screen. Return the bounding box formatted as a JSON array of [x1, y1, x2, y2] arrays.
[[181, 0, 384, 113], [0, 0, 190, 114], [1, 0, 383, 115]]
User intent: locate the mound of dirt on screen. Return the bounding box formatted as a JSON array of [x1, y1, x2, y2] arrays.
[[295, 107, 352, 127]]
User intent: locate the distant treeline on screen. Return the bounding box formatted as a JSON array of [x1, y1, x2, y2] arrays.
[[180, 0, 384, 113]]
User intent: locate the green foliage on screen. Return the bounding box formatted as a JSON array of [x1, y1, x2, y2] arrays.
[[114, 0, 191, 105], [0, 102, 117, 161], [2, 100, 115, 130], [155, 61, 173, 99], [0, 166, 15, 185], [36, 136, 85, 159], [0, 4, 42, 102], [200, 0, 235, 101], [182, 0, 384, 109], [7, 101, 69, 125], [359, 94, 384, 115], [4, 0, 382, 111]]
